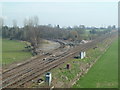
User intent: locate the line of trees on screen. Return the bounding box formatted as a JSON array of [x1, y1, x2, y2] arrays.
[[1, 16, 116, 55]]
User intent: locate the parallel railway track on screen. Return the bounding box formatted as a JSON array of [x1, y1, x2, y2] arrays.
[[2, 31, 117, 88], [2, 43, 71, 88]]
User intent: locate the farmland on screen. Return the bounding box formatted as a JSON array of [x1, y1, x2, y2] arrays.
[[2, 39, 32, 66], [73, 38, 118, 88]]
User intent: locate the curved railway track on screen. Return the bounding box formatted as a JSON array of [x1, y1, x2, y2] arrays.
[[2, 31, 117, 88]]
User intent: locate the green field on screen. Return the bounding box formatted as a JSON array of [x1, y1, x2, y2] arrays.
[[2, 39, 32, 65], [73, 39, 118, 88]]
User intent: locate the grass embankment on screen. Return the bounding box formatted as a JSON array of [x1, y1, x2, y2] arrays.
[[73, 39, 118, 88], [2, 39, 32, 65]]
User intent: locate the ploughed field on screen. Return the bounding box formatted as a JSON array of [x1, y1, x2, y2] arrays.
[[73, 39, 118, 88], [2, 39, 32, 65]]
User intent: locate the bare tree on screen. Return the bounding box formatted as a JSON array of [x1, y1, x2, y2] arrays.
[[0, 17, 4, 37], [24, 18, 28, 26], [0, 17, 4, 27], [34, 16, 39, 26], [23, 16, 41, 55], [13, 19, 17, 27]]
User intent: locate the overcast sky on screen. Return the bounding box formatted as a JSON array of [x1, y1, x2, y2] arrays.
[[1, 1, 118, 27]]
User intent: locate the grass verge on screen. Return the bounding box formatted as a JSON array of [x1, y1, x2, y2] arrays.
[[73, 39, 118, 88]]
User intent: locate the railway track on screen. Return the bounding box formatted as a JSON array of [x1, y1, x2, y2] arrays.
[[2, 50, 70, 85], [2, 31, 117, 88], [2, 44, 70, 75], [2, 44, 69, 73], [2, 43, 71, 88]]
